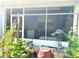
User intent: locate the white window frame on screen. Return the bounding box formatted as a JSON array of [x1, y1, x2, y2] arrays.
[[9, 7, 74, 40], [10, 8, 24, 39]]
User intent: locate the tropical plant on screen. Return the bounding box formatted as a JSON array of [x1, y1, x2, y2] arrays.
[[0, 20, 17, 57], [10, 38, 36, 58], [52, 29, 68, 41], [0, 27, 15, 57], [66, 33, 79, 58], [10, 39, 30, 58], [51, 29, 79, 58], [51, 29, 68, 53], [10, 16, 35, 58]]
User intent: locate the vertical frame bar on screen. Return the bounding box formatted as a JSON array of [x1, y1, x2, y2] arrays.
[[22, 8, 24, 39], [10, 8, 12, 30], [45, 7, 47, 40]]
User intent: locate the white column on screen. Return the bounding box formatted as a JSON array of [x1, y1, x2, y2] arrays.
[[78, 14, 79, 35], [0, 6, 6, 38], [76, 0, 79, 34], [0, 7, 3, 38], [73, 0, 78, 33]]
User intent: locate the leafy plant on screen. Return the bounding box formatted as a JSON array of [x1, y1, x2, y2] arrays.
[[52, 29, 79, 58], [10, 39, 36, 58], [10, 39, 30, 58], [0, 27, 15, 57], [52, 29, 68, 41], [51, 29, 68, 53], [10, 16, 35, 58], [66, 33, 79, 58], [0, 20, 17, 57]]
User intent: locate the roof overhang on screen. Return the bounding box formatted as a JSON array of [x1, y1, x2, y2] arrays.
[[0, 0, 74, 8]]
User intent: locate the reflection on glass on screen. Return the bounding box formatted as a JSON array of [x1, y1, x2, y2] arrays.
[[6, 6, 74, 41], [12, 16, 22, 30], [6, 9, 11, 27], [24, 8, 46, 14], [19, 17, 22, 30], [47, 15, 73, 41], [12, 16, 22, 38], [24, 15, 45, 39], [12, 8, 23, 14], [48, 6, 74, 13]]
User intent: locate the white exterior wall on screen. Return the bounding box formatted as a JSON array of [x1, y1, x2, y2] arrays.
[[0, 7, 4, 38], [0, 8, 2, 38], [76, 0, 79, 34], [0, 0, 74, 8], [72, 0, 79, 34], [0, 5, 6, 39], [25, 39, 68, 48]]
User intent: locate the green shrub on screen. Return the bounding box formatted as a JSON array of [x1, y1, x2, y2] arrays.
[[10, 39, 30, 58], [66, 33, 79, 58], [0, 27, 15, 57]]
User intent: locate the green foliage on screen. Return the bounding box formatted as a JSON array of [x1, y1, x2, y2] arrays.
[[0, 20, 17, 57], [52, 29, 79, 58], [66, 33, 79, 58], [10, 39, 33, 58], [52, 29, 68, 41], [0, 18, 35, 58], [10, 17, 35, 58], [0, 27, 15, 57]]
